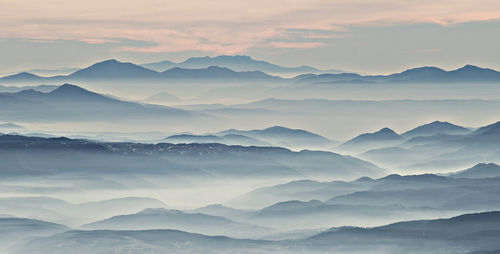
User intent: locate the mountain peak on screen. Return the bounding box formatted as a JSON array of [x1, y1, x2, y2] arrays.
[[450, 163, 500, 179], [264, 126, 291, 131], [458, 64, 481, 70], [472, 121, 500, 136], [402, 120, 470, 138], [336, 127, 405, 153], [0, 71, 42, 81], [51, 83, 88, 93], [47, 84, 109, 102], [69, 59, 158, 79], [100, 59, 119, 64], [377, 127, 396, 134]]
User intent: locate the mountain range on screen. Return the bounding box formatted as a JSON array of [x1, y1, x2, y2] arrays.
[[8, 211, 500, 254], [0, 59, 283, 84], [141, 55, 342, 74], [294, 64, 500, 84], [401, 120, 472, 138], [0, 84, 192, 121], [449, 163, 500, 179], [0, 133, 384, 182], [359, 120, 500, 171], [1, 57, 500, 85], [217, 126, 337, 148], [0, 196, 166, 227], [82, 207, 272, 238], [163, 126, 336, 149], [335, 128, 406, 154]]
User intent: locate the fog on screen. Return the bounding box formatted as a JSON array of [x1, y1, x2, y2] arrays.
[[2, 64, 500, 253]]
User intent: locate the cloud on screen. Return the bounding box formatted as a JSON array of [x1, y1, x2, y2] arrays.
[[268, 42, 325, 49], [1, 0, 500, 54]]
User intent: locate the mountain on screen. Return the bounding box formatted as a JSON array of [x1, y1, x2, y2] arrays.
[[228, 173, 500, 229], [232, 170, 500, 217], [145, 92, 182, 103], [325, 174, 500, 211], [401, 120, 472, 138], [142, 55, 341, 74], [217, 126, 336, 148], [386, 66, 447, 81], [307, 211, 500, 254], [220, 134, 271, 146], [336, 128, 406, 154], [294, 64, 500, 84], [356, 120, 500, 172], [0, 59, 283, 84], [12, 212, 500, 254], [0, 134, 384, 182], [141, 60, 176, 71], [164, 134, 225, 143], [193, 204, 254, 221], [0, 123, 24, 129], [2, 61, 500, 85], [0, 217, 69, 252], [229, 178, 372, 208], [450, 163, 500, 179], [68, 59, 159, 80], [471, 121, 500, 137], [164, 134, 271, 146], [13, 228, 272, 254], [0, 196, 167, 226], [0, 72, 44, 83], [161, 66, 281, 80], [0, 84, 58, 93], [83, 208, 272, 238], [0, 84, 192, 121]]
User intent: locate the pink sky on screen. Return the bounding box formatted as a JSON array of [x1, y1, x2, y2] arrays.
[[2, 0, 500, 54]]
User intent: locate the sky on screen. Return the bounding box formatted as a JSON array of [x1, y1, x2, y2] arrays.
[[1, 0, 500, 74]]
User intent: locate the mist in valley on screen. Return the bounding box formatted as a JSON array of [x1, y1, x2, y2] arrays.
[[3, 2, 500, 252]]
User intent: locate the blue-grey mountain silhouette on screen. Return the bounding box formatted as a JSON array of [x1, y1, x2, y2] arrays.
[[449, 163, 500, 179], [142, 55, 341, 74], [401, 120, 471, 138], [336, 128, 405, 154]]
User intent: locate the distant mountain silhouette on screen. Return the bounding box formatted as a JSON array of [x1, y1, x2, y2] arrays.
[[450, 163, 500, 179], [336, 128, 406, 154], [165, 134, 225, 143], [472, 121, 500, 136], [0, 72, 44, 83], [2, 60, 500, 84], [0, 122, 24, 129], [12, 211, 500, 254], [0, 196, 166, 227], [218, 126, 336, 148], [142, 55, 341, 74], [83, 207, 272, 238], [0, 217, 69, 252], [308, 211, 500, 253], [0, 59, 282, 83], [0, 134, 383, 180], [294, 64, 500, 84], [145, 92, 182, 103], [358, 120, 500, 172], [161, 66, 280, 80], [0, 84, 192, 121], [68, 59, 159, 80], [402, 120, 471, 138], [164, 133, 271, 146], [0, 84, 58, 93]]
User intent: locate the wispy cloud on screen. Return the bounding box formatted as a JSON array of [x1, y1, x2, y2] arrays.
[[1, 0, 500, 54]]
